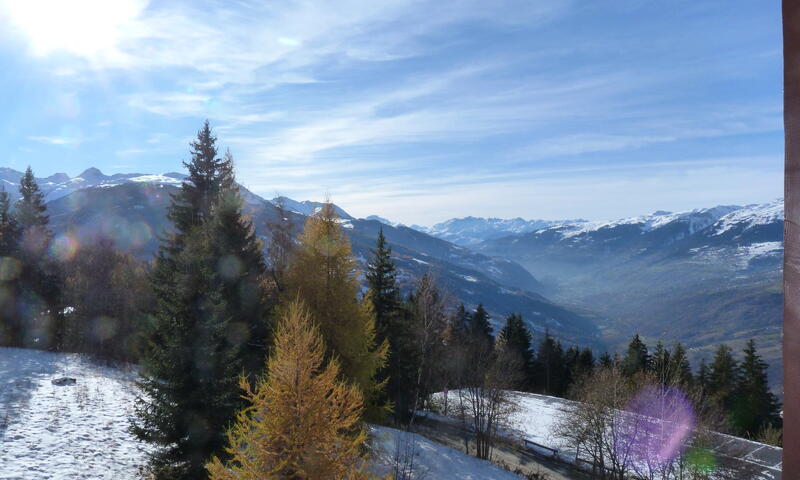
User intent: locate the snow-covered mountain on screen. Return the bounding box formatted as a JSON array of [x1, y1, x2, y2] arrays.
[[414, 216, 588, 246], [478, 199, 784, 394], [420, 201, 782, 253], [0, 167, 186, 202], [272, 195, 353, 219], [0, 167, 598, 347]]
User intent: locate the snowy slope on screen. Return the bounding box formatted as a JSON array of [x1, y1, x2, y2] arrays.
[[0, 347, 150, 479], [0, 348, 524, 480], [430, 391, 782, 480], [415, 216, 587, 246], [369, 425, 521, 479]]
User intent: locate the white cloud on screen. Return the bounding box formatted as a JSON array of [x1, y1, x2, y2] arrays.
[[27, 135, 81, 146]]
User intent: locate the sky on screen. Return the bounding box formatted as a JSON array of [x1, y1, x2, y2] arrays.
[[0, 0, 783, 226]]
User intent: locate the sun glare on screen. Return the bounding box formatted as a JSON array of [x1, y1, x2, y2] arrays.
[[1, 0, 146, 58]]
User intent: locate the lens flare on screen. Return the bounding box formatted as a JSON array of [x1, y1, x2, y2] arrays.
[[619, 386, 696, 467], [685, 446, 717, 474], [50, 234, 80, 261], [218, 254, 243, 280], [0, 256, 22, 281]]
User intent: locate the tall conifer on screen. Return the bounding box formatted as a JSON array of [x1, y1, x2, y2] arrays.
[[134, 123, 272, 479], [0, 188, 21, 346], [621, 334, 650, 378], [734, 340, 781, 436], [14, 167, 61, 349], [366, 228, 413, 422], [498, 313, 533, 388]]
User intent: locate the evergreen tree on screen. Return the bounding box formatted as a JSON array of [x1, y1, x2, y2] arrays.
[[366, 228, 401, 342], [669, 343, 693, 387], [451, 303, 471, 339], [709, 344, 739, 422], [621, 334, 650, 378], [0, 188, 21, 346], [14, 167, 61, 350], [207, 164, 272, 378], [651, 341, 671, 384], [697, 358, 710, 394], [534, 332, 566, 396], [498, 313, 534, 389], [365, 229, 413, 422], [733, 340, 781, 437], [0, 188, 20, 255], [134, 123, 272, 479], [469, 304, 493, 343], [134, 229, 241, 479], [284, 202, 388, 418], [206, 301, 372, 480], [599, 352, 614, 367], [575, 347, 595, 379], [15, 167, 49, 233], [167, 121, 229, 243]]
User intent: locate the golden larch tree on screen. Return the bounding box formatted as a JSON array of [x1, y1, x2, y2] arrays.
[[206, 300, 375, 480], [283, 202, 388, 418]]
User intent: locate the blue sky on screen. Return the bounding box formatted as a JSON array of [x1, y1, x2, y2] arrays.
[[0, 0, 782, 225]]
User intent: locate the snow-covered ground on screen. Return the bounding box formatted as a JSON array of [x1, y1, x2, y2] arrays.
[[369, 425, 521, 479], [430, 391, 782, 480], [0, 348, 522, 480], [0, 347, 150, 479]]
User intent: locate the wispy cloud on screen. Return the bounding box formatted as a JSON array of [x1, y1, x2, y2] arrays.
[[0, 0, 782, 221], [27, 135, 81, 146]]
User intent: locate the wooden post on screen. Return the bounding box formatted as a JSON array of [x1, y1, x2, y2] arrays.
[[783, 0, 800, 476]]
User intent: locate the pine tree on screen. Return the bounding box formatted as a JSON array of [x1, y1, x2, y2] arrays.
[[575, 347, 595, 379], [708, 344, 739, 423], [167, 121, 229, 243], [134, 123, 272, 479], [534, 332, 566, 396], [669, 343, 693, 387], [366, 228, 414, 422], [0, 188, 20, 256], [498, 313, 534, 389], [599, 352, 614, 367], [134, 229, 241, 479], [207, 161, 272, 378], [697, 358, 710, 393], [14, 167, 61, 350], [621, 334, 650, 378], [452, 303, 471, 338], [206, 301, 373, 480], [733, 340, 781, 437], [0, 188, 21, 346], [15, 167, 49, 234], [366, 228, 401, 342], [469, 304, 493, 343], [651, 341, 671, 384], [284, 202, 388, 418]]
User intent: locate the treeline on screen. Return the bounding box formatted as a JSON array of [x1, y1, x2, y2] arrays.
[[0, 166, 153, 362], [0, 122, 782, 479]]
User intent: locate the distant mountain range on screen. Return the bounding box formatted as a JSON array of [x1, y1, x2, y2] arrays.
[[0, 167, 599, 348], [412, 216, 588, 246], [1, 167, 783, 392], [470, 200, 784, 394]]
